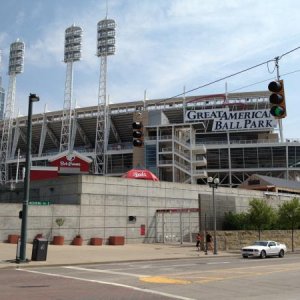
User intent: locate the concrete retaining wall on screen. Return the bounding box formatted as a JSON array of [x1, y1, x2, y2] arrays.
[[0, 175, 298, 245], [216, 230, 300, 251]]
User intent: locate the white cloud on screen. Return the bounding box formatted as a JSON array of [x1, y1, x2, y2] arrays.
[[15, 11, 25, 26], [0, 32, 8, 45]]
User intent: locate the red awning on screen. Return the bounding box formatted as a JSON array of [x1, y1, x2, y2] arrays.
[[122, 169, 159, 181]]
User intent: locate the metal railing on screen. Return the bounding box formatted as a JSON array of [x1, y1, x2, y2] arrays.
[[158, 160, 173, 165]]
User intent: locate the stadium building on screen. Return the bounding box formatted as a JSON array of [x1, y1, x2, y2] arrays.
[[2, 19, 300, 247], [1, 19, 299, 189], [1, 90, 300, 188]]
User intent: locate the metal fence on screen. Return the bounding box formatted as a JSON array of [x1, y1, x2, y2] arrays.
[[155, 208, 200, 244]]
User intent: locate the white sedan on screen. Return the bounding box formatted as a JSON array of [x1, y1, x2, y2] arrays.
[[241, 240, 287, 259]]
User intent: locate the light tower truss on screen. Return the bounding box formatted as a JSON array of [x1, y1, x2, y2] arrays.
[[0, 50, 5, 120], [59, 25, 82, 153], [11, 111, 27, 159], [94, 18, 115, 175], [0, 40, 24, 184]]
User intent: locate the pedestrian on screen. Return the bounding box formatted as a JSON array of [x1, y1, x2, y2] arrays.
[[196, 233, 202, 251], [206, 232, 213, 252]]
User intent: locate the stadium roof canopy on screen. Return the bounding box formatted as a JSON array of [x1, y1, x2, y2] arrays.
[[239, 174, 300, 195]]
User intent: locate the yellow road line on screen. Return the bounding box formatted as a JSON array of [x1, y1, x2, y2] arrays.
[[141, 276, 191, 284], [140, 262, 300, 285]]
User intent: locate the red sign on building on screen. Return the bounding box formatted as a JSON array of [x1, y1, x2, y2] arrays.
[[49, 150, 92, 174]]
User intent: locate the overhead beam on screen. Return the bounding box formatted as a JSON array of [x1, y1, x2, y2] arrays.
[[110, 117, 121, 143], [76, 119, 92, 148]]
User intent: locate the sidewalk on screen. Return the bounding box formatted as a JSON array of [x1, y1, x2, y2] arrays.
[[0, 242, 238, 269]]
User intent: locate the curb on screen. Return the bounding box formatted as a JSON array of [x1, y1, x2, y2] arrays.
[[0, 252, 240, 270]]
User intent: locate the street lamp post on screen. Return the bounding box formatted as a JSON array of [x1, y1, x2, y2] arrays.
[[204, 212, 207, 255], [207, 176, 219, 255], [19, 93, 39, 263]]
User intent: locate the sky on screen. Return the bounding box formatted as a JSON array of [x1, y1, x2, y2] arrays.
[[0, 0, 300, 138]]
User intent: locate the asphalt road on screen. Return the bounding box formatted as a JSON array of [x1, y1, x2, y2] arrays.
[[2, 254, 300, 300]]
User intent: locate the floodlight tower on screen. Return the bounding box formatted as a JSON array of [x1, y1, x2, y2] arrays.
[[0, 40, 25, 184], [94, 18, 115, 175], [0, 50, 5, 120], [59, 24, 82, 153]]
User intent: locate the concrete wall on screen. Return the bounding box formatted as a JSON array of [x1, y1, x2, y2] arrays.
[[0, 175, 297, 245]]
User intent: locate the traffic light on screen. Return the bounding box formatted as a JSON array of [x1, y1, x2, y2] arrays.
[[268, 79, 287, 119], [132, 121, 143, 147]]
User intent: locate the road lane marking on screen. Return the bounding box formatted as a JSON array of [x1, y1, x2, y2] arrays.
[[164, 264, 196, 267], [18, 268, 196, 300], [64, 266, 149, 278], [141, 276, 190, 284], [207, 261, 230, 265], [139, 262, 300, 285]]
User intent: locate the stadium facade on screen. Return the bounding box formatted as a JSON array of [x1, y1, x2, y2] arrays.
[[0, 90, 300, 188]]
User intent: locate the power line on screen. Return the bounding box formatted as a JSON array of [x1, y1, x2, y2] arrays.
[[157, 46, 300, 104], [229, 69, 300, 93], [157, 59, 273, 104], [279, 46, 300, 59]]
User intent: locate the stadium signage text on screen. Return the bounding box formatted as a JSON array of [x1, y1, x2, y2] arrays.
[[49, 152, 91, 173], [133, 171, 147, 178], [60, 161, 81, 167], [185, 108, 277, 131]]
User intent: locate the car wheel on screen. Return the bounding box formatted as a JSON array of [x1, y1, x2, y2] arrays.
[[279, 249, 285, 258], [260, 250, 266, 259], [242, 255, 248, 258]]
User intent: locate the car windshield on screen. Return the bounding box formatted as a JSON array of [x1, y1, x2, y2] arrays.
[[253, 241, 268, 246]]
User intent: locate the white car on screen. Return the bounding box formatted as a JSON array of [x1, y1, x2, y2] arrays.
[[241, 240, 287, 259]]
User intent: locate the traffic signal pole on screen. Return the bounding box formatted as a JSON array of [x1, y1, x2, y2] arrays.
[[274, 57, 284, 143]]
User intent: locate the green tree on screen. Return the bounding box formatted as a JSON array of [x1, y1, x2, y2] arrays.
[[223, 211, 250, 230], [278, 198, 300, 252], [248, 198, 276, 239]]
